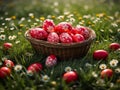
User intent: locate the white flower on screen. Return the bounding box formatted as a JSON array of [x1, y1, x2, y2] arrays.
[[10, 27, 15, 30], [8, 35, 17, 40], [29, 13, 34, 17], [111, 23, 118, 27], [99, 64, 107, 70], [67, 14, 74, 18], [117, 28, 120, 32], [65, 66, 72, 72], [64, 11, 70, 15], [28, 19, 31, 22], [42, 75, 50, 82], [5, 18, 11, 21], [47, 15, 52, 19], [53, 2, 59, 7], [57, 15, 64, 20], [69, 18, 75, 24], [21, 17, 25, 21], [35, 18, 39, 22], [93, 18, 100, 23], [5, 26, 8, 28], [0, 34, 6, 40], [1, 57, 7, 61], [14, 65, 22, 72], [92, 71, 98, 78], [15, 40, 20, 44], [108, 16, 114, 20], [2, 23, 5, 26], [115, 68, 120, 73], [109, 82, 114, 88], [83, 14, 91, 19], [96, 79, 105, 86], [0, 28, 4, 33], [100, 29, 104, 32], [110, 59, 118, 67]]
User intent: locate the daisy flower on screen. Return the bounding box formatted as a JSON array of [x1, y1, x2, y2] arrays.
[[92, 71, 98, 78], [115, 68, 120, 73], [65, 66, 72, 72], [42, 75, 50, 82], [110, 59, 118, 67], [14, 65, 22, 72], [0, 34, 6, 40], [99, 64, 107, 70]]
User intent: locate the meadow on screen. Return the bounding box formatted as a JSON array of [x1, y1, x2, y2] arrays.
[[0, 0, 120, 90]]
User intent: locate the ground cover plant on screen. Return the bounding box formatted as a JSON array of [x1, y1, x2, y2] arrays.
[[0, 0, 120, 90]]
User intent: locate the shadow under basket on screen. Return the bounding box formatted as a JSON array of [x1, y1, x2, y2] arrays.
[[25, 28, 96, 60]]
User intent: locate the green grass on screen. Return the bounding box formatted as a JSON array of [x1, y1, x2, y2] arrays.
[[0, 0, 120, 90]]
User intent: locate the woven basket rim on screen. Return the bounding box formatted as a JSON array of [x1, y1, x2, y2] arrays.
[[25, 27, 96, 48]]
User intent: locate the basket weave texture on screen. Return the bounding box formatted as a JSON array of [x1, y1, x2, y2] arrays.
[[25, 28, 96, 60]]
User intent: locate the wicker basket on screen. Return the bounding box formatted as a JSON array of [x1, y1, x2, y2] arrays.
[[25, 28, 96, 60]]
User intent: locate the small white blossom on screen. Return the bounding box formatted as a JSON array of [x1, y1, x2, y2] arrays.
[[0, 28, 4, 33], [5, 26, 8, 28], [35, 18, 39, 22], [29, 13, 34, 17], [10, 27, 15, 30], [92, 71, 98, 78], [0, 34, 6, 40], [110, 59, 118, 67], [83, 14, 91, 19], [15, 40, 20, 44], [65, 66, 72, 72], [99, 64, 107, 70], [109, 82, 114, 88], [111, 23, 118, 27], [69, 18, 75, 24], [57, 15, 64, 20], [5, 18, 11, 21], [2, 23, 5, 26], [8, 35, 17, 40], [53, 2, 59, 7], [117, 28, 120, 32], [28, 19, 31, 22], [42, 75, 50, 82], [115, 68, 120, 73], [64, 11, 70, 15], [14, 65, 22, 72], [47, 15, 52, 19], [21, 17, 25, 21], [67, 14, 74, 18], [1, 57, 7, 61], [108, 16, 114, 20]]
